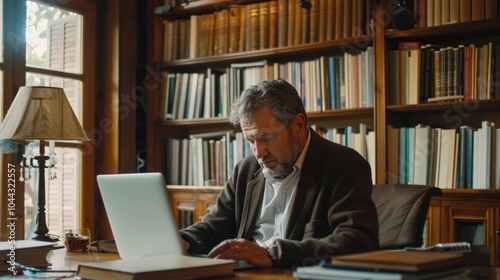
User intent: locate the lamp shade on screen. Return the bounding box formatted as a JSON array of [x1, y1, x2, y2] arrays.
[[0, 86, 89, 141]]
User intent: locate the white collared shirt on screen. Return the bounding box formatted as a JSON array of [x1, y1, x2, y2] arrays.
[[253, 129, 311, 247]]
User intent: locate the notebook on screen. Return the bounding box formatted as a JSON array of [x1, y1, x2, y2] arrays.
[[97, 172, 254, 269]]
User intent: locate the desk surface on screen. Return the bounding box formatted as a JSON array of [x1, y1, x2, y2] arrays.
[[47, 248, 296, 280], [47, 248, 499, 280]]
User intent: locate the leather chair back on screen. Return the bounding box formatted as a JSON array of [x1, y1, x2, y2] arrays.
[[372, 184, 442, 249]]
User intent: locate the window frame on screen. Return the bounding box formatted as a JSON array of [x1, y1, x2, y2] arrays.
[[0, 0, 97, 240]]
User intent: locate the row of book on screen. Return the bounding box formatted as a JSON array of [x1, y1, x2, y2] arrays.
[[165, 124, 376, 186], [164, 131, 246, 186], [316, 123, 376, 183], [387, 121, 500, 190], [412, 0, 499, 29], [160, 48, 374, 120], [389, 42, 500, 105], [162, 0, 371, 61]]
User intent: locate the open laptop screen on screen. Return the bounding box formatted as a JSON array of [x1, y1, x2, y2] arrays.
[[97, 172, 184, 260]]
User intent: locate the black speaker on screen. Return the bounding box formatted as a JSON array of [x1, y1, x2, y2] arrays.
[[392, 0, 414, 31]]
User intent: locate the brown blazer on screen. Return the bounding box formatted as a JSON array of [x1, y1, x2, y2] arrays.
[[180, 128, 379, 267]]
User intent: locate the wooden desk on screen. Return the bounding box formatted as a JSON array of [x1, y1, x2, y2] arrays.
[[47, 249, 499, 280]]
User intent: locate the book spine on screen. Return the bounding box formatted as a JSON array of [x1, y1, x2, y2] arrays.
[[269, 1, 278, 48], [249, 4, 260, 51], [259, 2, 269, 49]]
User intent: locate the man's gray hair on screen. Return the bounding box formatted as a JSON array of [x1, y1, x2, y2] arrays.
[[229, 79, 307, 127]]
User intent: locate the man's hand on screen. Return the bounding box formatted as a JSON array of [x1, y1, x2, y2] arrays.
[[182, 239, 190, 255], [207, 238, 273, 267]]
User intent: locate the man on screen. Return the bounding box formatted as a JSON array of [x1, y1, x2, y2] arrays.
[[180, 79, 379, 267]]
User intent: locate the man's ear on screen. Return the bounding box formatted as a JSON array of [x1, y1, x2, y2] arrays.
[[293, 113, 307, 134]]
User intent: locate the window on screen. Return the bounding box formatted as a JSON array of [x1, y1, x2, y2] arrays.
[[1, 0, 96, 240], [24, 0, 84, 240]]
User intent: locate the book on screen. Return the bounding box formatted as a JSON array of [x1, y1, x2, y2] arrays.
[[286, 1, 295, 46], [249, 4, 260, 51], [342, 0, 352, 38], [413, 125, 432, 185], [471, 0, 485, 20], [459, 0, 471, 22], [268, 0, 278, 48], [450, 0, 459, 24], [76, 255, 235, 280], [189, 15, 199, 58], [325, 0, 335, 40], [93, 240, 118, 253], [293, 0, 303, 45], [228, 6, 243, 54], [329, 250, 465, 272], [309, 0, 320, 43], [214, 9, 228, 55], [277, 0, 287, 47], [294, 264, 467, 280], [441, 0, 450, 25], [426, 0, 434, 27], [334, 0, 343, 39], [485, 0, 498, 19], [259, 2, 269, 49], [318, 0, 328, 41], [0, 240, 54, 274], [433, 0, 441, 26]]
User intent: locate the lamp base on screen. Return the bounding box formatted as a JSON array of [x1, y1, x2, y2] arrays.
[[32, 233, 59, 242]]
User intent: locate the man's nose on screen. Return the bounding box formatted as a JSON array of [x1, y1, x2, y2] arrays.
[[253, 141, 267, 159]]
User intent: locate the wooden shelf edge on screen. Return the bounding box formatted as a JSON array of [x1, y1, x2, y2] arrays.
[[160, 36, 373, 71], [154, 0, 268, 19], [155, 107, 374, 127], [167, 185, 224, 192], [439, 188, 500, 194], [155, 117, 231, 126], [386, 99, 500, 113], [308, 107, 374, 119], [386, 18, 500, 39]]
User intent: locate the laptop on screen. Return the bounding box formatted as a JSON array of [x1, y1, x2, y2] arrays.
[[97, 172, 254, 269], [97, 172, 184, 260]]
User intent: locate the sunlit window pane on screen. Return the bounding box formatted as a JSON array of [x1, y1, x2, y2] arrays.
[[25, 1, 84, 240], [0, 0, 3, 64], [26, 1, 82, 74], [23, 146, 80, 239], [0, 71, 3, 120]]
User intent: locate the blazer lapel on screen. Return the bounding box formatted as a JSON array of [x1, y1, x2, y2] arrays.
[[237, 171, 265, 239], [285, 130, 323, 239]]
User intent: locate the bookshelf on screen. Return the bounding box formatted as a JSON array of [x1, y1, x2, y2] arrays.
[[373, 0, 500, 267], [146, 0, 500, 266]]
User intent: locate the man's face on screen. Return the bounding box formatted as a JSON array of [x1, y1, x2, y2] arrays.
[[241, 107, 305, 179]]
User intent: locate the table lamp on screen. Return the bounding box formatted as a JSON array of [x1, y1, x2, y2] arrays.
[[0, 86, 89, 241]]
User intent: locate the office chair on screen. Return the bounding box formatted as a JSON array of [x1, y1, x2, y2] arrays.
[[372, 184, 442, 249]]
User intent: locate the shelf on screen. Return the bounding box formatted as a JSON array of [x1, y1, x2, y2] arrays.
[[156, 107, 374, 128], [386, 99, 500, 113], [160, 36, 373, 72], [434, 189, 500, 201], [154, 0, 268, 19], [156, 117, 230, 127], [308, 107, 373, 120], [385, 18, 500, 41], [167, 185, 224, 192]]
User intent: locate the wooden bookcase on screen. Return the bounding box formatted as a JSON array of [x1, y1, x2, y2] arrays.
[[145, 0, 500, 266]]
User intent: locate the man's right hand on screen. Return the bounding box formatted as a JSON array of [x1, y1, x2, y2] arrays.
[[182, 239, 190, 255]]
